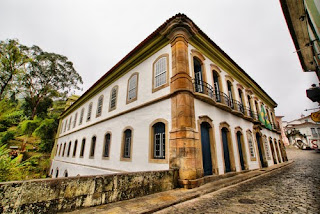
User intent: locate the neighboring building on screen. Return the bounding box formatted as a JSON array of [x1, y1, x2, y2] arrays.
[[284, 114, 320, 149], [276, 116, 290, 146], [280, 0, 320, 103], [50, 14, 287, 187]]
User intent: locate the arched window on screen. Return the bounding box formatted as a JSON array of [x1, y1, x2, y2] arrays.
[[90, 136, 96, 157], [96, 95, 104, 117], [55, 168, 59, 178], [152, 122, 165, 159], [80, 138, 86, 157], [64, 120, 67, 132], [238, 89, 244, 113], [73, 140, 78, 157], [213, 71, 220, 102], [68, 116, 72, 130], [79, 108, 84, 125], [227, 81, 234, 108], [67, 141, 71, 157], [60, 121, 64, 134], [55, 144, 59, 156], [193, 57, 203, 93], [122, 129, 132, 159], [87, 102, 93, 121], [73, 113, 78, 128], [109, 86, 118, 111], [64, 170, 68, 177], [103, 133, 111, 157], [58, 143, 62, 156], [153, 55, 168, 91], [62, 142, 66, 156], [255, 100, 260, 117], [127, 73, 138, 103]]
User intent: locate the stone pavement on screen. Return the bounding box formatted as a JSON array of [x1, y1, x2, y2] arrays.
[[156, 148, 320, 214], [63, 153, 294, 214]]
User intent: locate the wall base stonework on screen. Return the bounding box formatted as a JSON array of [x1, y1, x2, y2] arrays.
[[0, 170, 178, 213]]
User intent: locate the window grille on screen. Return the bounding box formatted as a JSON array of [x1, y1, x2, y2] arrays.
[[110, 87, 117, 110], [87, 103, 93, 121], [96, 95, 103, 117], [153, 122, 165, 159], [73, 113, 78, 128], [128, 75, 138, 101], [104, 133, 111, 157], [124, 130, 131, 158], [79, 108, 84, 125], [154, 57, 167, 88]]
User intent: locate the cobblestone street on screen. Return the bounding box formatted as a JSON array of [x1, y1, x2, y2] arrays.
[[156, 148, 320, 214]]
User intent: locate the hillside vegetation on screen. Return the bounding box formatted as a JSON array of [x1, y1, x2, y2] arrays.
[[0, 39, 82, 182]]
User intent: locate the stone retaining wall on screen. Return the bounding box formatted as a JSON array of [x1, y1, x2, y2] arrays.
[[0, 169, 178, 213]]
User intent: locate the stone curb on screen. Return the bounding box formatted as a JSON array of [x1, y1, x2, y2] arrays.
[[63, 161, 294, 214], [143, 160, 294, 214]]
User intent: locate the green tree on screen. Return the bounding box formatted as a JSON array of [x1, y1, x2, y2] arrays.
[[0, 39, 29, 100], [33, 118, 58, 152], [0, 144, 24, 182], [22, 45, 83, 119]]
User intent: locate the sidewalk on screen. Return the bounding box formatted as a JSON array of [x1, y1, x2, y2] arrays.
[[62, 161, 293, 214]]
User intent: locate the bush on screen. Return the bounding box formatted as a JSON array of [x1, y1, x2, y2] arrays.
[[33, 118, 58, 152], [18, 119, 41, 136], [0, 130, 15, 144]]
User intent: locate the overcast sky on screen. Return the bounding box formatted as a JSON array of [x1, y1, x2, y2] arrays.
[[0, 0, 318, 121]]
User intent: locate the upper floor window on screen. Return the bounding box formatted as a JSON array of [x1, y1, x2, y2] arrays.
[[238, 89, 244, 105], [68, 117, 72, 131], [62, 142, 66, 156], [80, 138, 86, 157], [60, 121, 64, 134], [79, 108, 84, 125], [87, 102, 93, 121], [55, 144, 59, 156], [153, 122, 166, 159], [58, 143, 62, 156], [227, 81, 234, 108], [193, 57, 203, 93], [127, 73, 138, 103], [96, 95, 104, 117], [90, 136, 96, 157], [73, 113, 78, 128], [255, 100, 260, 115], [212, 71, 221, 101], [103, 133, 111, 157], [311, 128, 317, 136], [109, 86, 118, 111], [73, 140, 78, 157], [153, 55, 169, 92], [64, 120, 67, 132]]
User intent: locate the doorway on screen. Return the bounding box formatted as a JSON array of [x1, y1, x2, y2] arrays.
[[236, 131, 246, 170], [256, 133, 267, 168], [201, 122, 213, 176], [222, 128, 232, 173]]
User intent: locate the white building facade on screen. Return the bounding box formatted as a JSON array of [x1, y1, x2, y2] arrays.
[[284, 115, 320, 150], [50, 14, 287, 187]]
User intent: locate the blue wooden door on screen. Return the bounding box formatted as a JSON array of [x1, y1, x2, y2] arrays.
[[256, 134, 267, 168], [201, 123, 212, 176], [237, 132, 245, 170], [222, 128, 231, 173]]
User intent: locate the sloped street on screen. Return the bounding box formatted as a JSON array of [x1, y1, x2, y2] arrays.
[[156, 148, 320, 214]]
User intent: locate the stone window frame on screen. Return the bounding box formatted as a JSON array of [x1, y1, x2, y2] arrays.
[[126, 73, 139, 104], [277, 140, 284, 162], [96, 95, 104, 118], [102, 132, 112, 160], [55, 167, 59, 178], [120, 126, 134, 162], [234, 126, 249, 170], [268, 137, 277, 164], [67, 141, 72, 157], [73, 112, 78, 128], [89, 135, 97, 159], [198, 115, 219, 175], [152, 54, 170, 93], [262, 135, 272, 160], [68, 116, 72, 131], [246, 129, 256, 161], [58, 143, 62, 156], [72, 139, 78, 157], [62, 142, 67, 157], [80, 138, 86, 158], [219, 122, 236, 173], [149, 119, 169, 164], [87, 102, 93, 122], [190, 49, 207, 93], [79, 108, 85, 125], [109, 85, 118, 112]]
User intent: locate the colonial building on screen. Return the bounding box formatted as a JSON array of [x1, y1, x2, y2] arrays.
[[50, 14, 287, 187], [284, 114, 320, 150]]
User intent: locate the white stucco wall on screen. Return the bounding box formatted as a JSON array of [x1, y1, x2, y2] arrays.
[[51, 99, 171, 177]]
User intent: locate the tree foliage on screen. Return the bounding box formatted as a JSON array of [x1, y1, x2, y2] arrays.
[[33, 118, 58, 152], [0, 39, 29, 100], [22, 45, 83, 119]]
